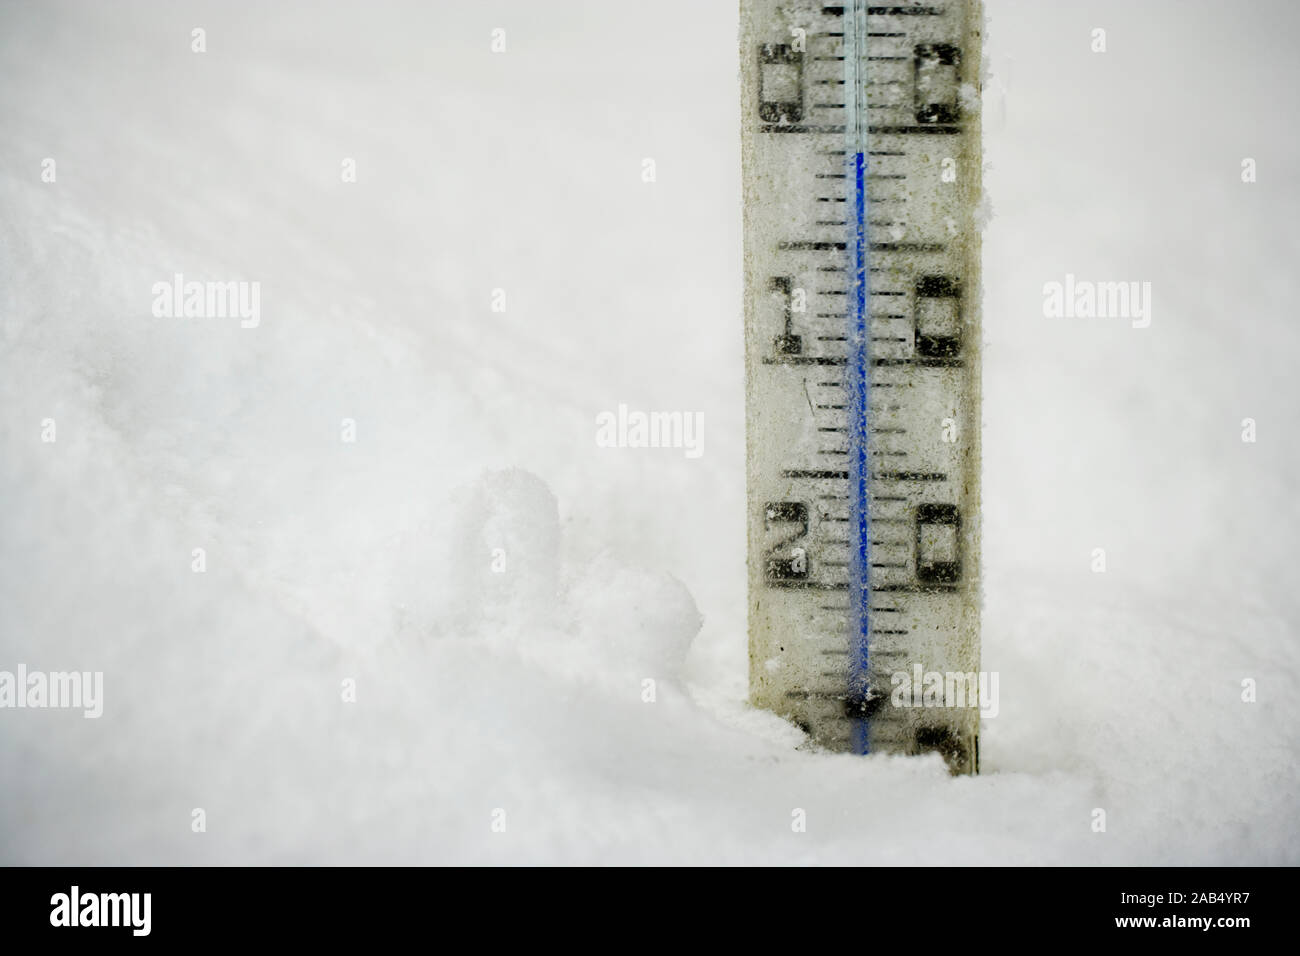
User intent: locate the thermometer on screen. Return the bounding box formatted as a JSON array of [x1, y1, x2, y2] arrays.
[[742, 0, 983, 772]]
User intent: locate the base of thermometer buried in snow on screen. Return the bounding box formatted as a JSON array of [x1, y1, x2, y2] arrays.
[[741, 0, 982, 773]]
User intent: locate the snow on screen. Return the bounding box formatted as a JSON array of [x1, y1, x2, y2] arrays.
[[1, 0, 1297, 864]]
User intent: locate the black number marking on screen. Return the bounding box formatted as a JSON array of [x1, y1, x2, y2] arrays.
[[759, 44, 804, 124], [914, 274, 961, 359], [765, 501, 810, 582], [914, 43, 961, 125], [915, 503, 960, 584], [914, 726, 970, 772], [770, 276, 802, 355]]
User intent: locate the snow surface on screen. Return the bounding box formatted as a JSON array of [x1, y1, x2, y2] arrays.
[[1, 0, 1297, 864]]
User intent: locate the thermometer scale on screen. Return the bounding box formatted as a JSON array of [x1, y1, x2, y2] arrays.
[[742, 0, 983, 772]]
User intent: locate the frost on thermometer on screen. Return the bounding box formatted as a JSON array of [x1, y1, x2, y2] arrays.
[[742, 0, 983, 772]]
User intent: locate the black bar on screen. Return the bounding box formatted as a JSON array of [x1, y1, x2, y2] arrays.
[[0, 867, 1284, 942]]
